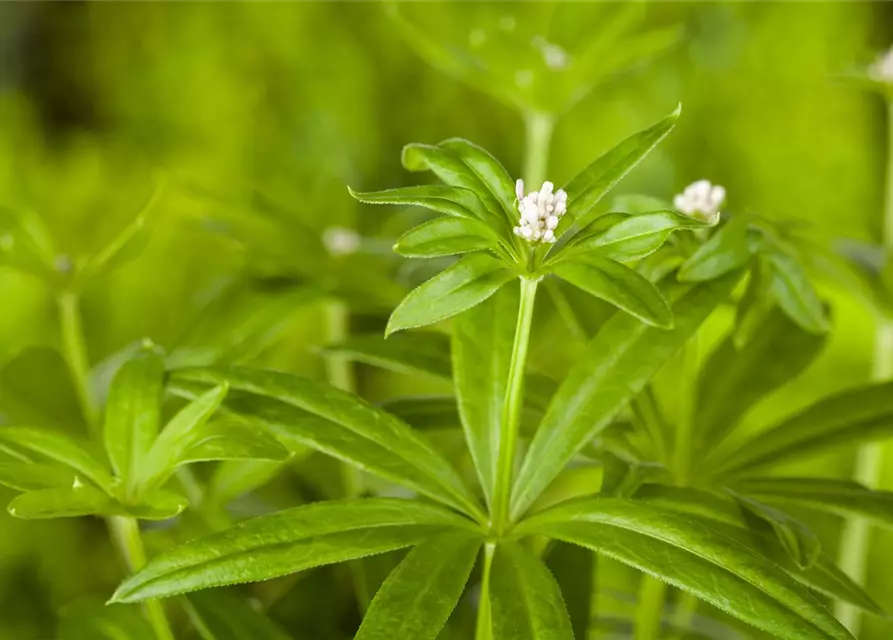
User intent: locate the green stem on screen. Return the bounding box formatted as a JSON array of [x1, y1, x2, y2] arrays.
[[475, 543, 496, 640], [109, 517, 175, 640], [835, 96, 893, 636], [668, 591, 699, 640], [522, 112, 555, 188], [491, 277, 539, 534], [323, 298, 371, 612], [634, 575, 667, 640], [57, 291, 100, 433], [673, 334, 700, 485]]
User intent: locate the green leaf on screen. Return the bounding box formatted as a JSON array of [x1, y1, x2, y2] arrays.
[[103, 343, 166, 486], [111, 498, 480, 603], [731, 492, 821, 570], [439, 138, 517, 225], [711, 381, 893, 474], [550, 256, 673, 328], [170, 367, 484, 520], [0, 462, 76, 491], [517, 498, 852, 640], [733, 260, 776, 348], [186, 591, 293, 640], [765, 251, 830, 334], [452, 285, 518, 505], [678, 216, 753, 282], [395, 217, 502, 259], [634, 485, 884, 616], [8, 483, 116, 519], [735, 477, 893, 530], [562, 210, 712, 264], [511, 272, 741, 519], [560, 106, 680, 236], [58, 601, 155, 640], [379, 396, 460, 431], [545, 541, 593, 639], [208, 460, 289, 507], [175, 420, 289, 466], [0, 427, 114, 490], [694, 307, 827, 454], [489, 541, 574, 640], [356, 532, 482, 640], [324, 332, 451, 379], [387, 254, 515, 336], [348, 185, 490, 222]]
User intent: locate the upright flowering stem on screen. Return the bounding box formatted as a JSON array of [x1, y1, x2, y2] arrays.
[[522, 112, 555, 189], [492, 276, 539, 535], [836, 95, 893, 635]]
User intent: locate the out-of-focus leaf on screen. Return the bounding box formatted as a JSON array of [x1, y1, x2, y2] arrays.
[[0, 462, 76, 492], [8, 483, 115, 519], [765, 250, 830, 334], [546, 541, 593, 639], [208, 460, 291, 507], [58, 600, 155, 640], [518, 498, 852, 640], [0, 427, 114, 490], [559, 106, 680, 237], [387, 254, 515, 336], [378, 397, 460, 431], [186, 591, 293, 640], [0, 346, 83, 427], [356, 532, 481, 640], [323, 332, 452, 379], [171, 367, 484, 520], [731, 492, 821, 570], [452, 285, 518, 505], [711, 381, 893, 474], [694, 307, 826, 454], [394, 217, 502, 259], [678, 216, 753, 282], [511, 272, 741, 520], [103, 343, 165, 488], [550, 256, 673, 328], [733, 260, 776, 348], [111, 499, 480, 603], [489, 541, 574, 640], [735, 477, 893, 530]]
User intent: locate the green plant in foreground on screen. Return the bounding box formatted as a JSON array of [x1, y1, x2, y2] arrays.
[[97, 107, 876, 640]]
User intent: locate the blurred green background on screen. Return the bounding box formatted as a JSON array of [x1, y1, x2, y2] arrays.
[[1, 2, 893, 638]]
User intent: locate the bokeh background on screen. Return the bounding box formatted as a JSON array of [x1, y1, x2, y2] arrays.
[[1, 2, 893, 638]]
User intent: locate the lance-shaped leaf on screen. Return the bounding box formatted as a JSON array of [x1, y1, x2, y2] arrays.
[[111, 498, 480, 603], [348, 185, 490, 222], [103, 343, 166, 486], [0, 462, 76, 492], [185, 591, 293, 640], [439, 138, 517, 226], [711, 381, 893, 474], [379, 397, 460, 431], [559, 106, 680, 237], [356, 532, 482, 640], [489, 542, 574, 640], [387, 254, 515, 336], [545, 541, 593, 639], [735, 477, 893, 529], [694, 307, 827, 454], [395, 217, 504, 259], [511, 272, 741, 520], [170, 367, 484, 520], [634, 485, 884, 616], [765, 251, 830, 335], [58, 600, 155, 640], [678, 216, 753, 282], [561, 210, 713, 264], [8, 484, 117, 519], [517, 498, 852, 640], [452, 285, 518, 505], [0, 427, 114, 490], [550, 256, 673, 328], [731, 492, 821, 570]]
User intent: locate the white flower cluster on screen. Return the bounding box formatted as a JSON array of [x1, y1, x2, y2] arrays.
[[673, 180, 726, 224], [870, 46, 893, 83], [322, 227, 361, 257], [513, 179, 567, 244]]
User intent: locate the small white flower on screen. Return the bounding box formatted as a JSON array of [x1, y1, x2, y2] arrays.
[[673, 180, 726, 223], [869, 46, 893, 83], [323, 227, 361, 257], [532, 36, 569, 71], [513, 179, 568, 245]]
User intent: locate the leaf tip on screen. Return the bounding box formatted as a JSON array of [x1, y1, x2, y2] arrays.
[[672, 102, 682, 118]]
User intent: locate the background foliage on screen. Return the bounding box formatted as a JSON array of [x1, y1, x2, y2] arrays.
[[1, 2, 893, 638]]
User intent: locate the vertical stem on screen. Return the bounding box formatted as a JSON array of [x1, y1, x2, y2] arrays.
[[634, 576, 667, 640], [109, 517, 175, 640], [522, 112, 555, 188], [491, 277, 539, 534], [323, 297, 370, 612], [57, 291, 100, 433], [673, 334, 700, 486], [835, 97, 893, 636], [475, 543, 496, 640]]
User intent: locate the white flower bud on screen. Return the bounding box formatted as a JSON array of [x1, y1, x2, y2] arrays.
[[674, 180, 726, 224], [513, 179, 568, 245]]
